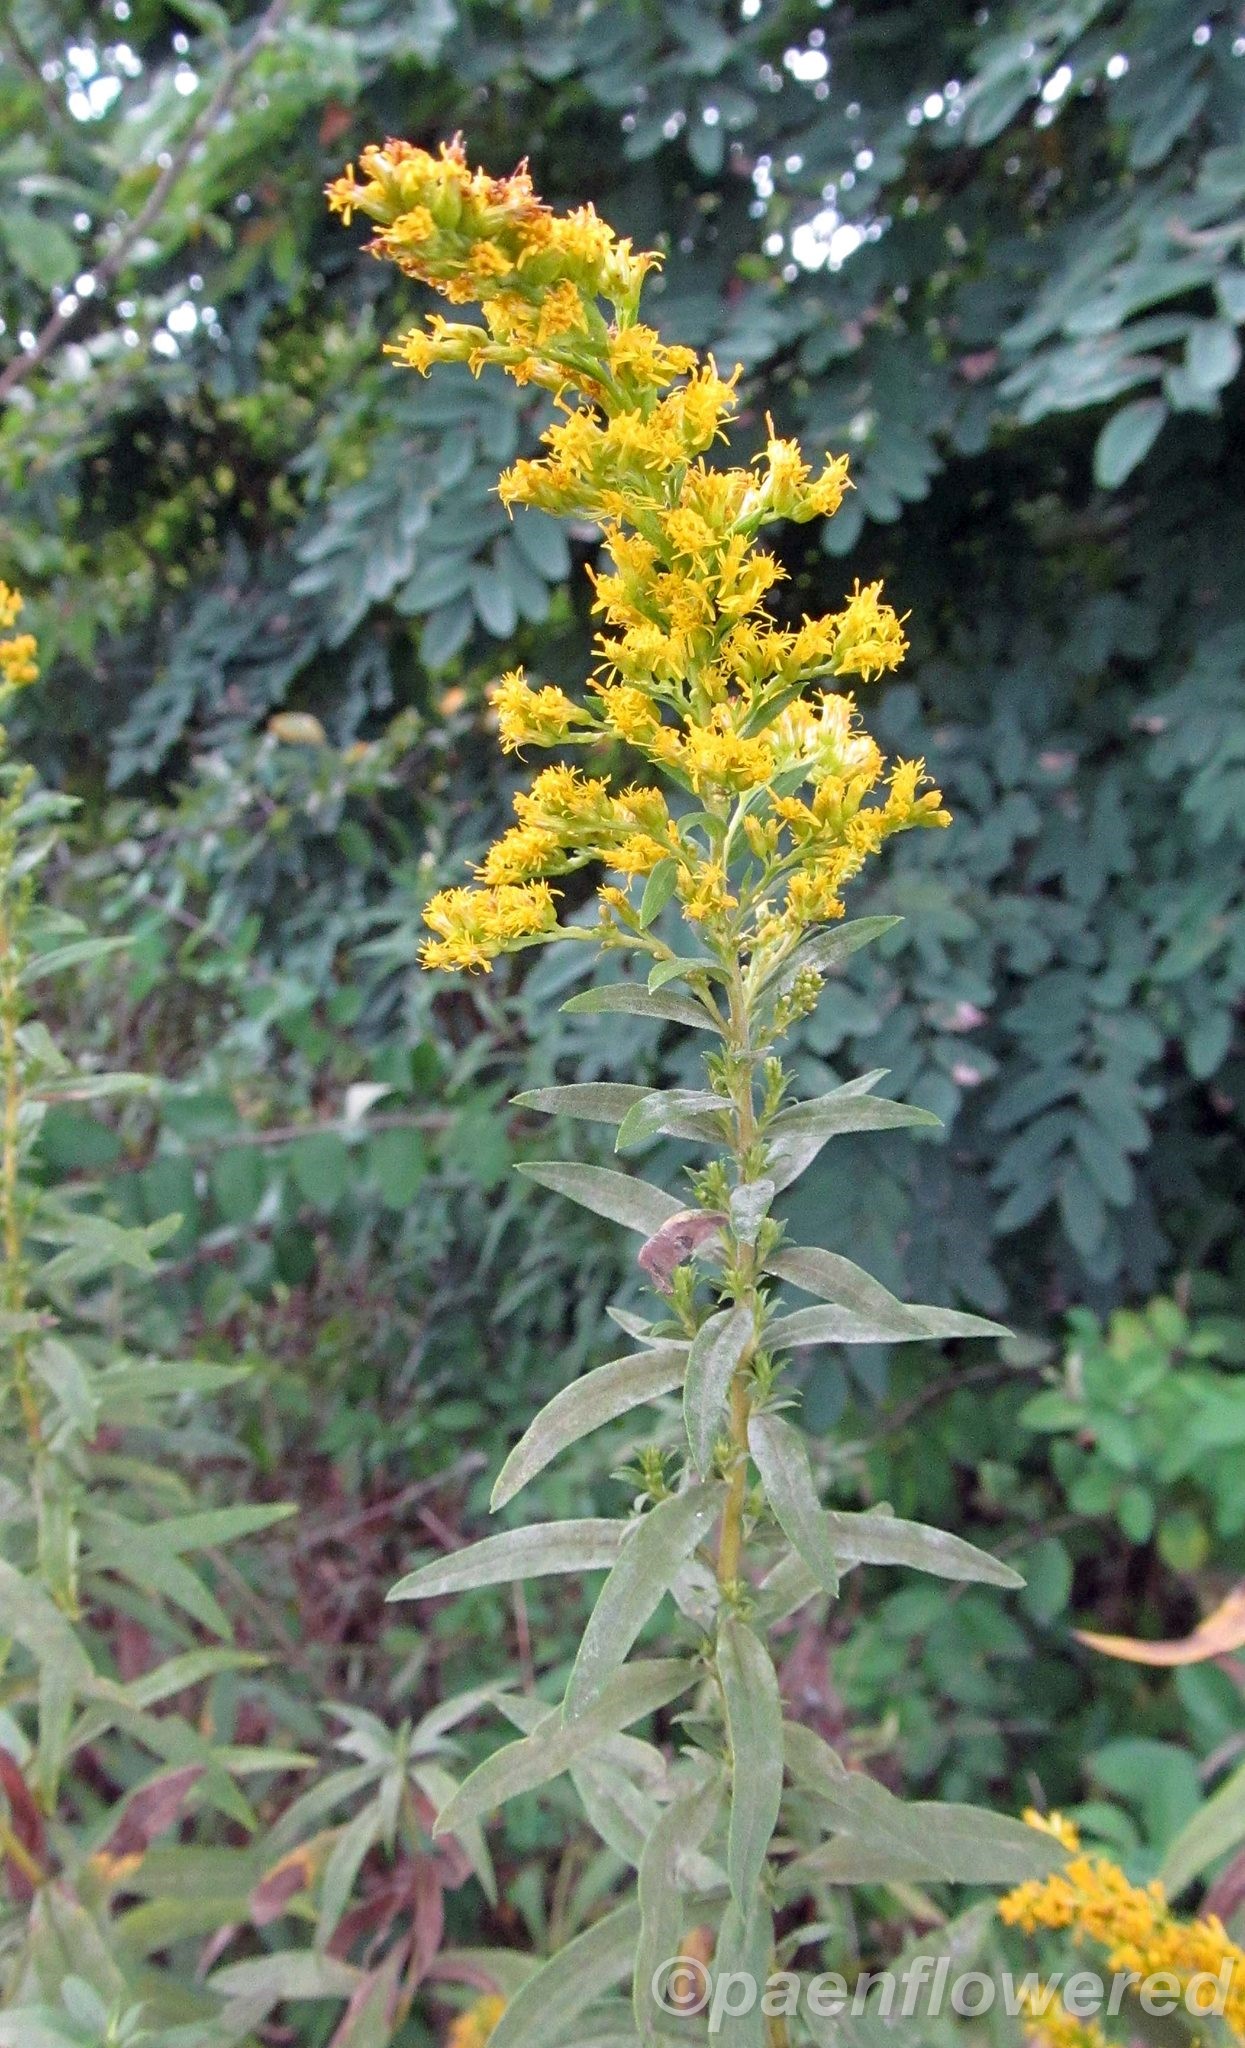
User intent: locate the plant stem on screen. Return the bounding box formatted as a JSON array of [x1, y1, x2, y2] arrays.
[[715, 961, 759, 1590], [0, 865, 41, 1449]]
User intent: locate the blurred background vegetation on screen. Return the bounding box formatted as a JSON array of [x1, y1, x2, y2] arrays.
[[1, 0, 1244, 2038]]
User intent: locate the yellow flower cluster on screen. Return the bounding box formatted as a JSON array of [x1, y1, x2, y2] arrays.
[[329, 142, 950, 975], [1001, 1814, 1245, 2041], [0, 585, 37, 692], [446, 1994, 506, 2048], [1017, 1987, 1110, 2048]]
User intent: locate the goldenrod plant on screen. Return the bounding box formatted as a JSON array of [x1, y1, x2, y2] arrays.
[[330, 142, 1075, 2047]]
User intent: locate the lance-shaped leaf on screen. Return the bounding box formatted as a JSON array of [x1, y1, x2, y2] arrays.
[[562, 983, 723, 1032], [489, 1902, 641, 2048], [718, 1618, 783, 1907], [768, 1301, 1007, 1349], [766, 1243, 1006, 1342], [821, 1509, 1023, 1588], [713, 1894, 773, 2048], [517, 1162, 682, 1237], [634, 1770, 725, 2042], [1162, 1752, 1245, 1899], [760, 915, 902, 992], [513, 1083, 650, 1125], [435, 1662, 697, 1838], [615, 1088, 727, 1152], [572, 1753, 663, 1867], [566, 1486, 725, 1719], [683, 1305, 753, 1476], [782, 1724, 1069, 1886], [492, 1346, 689, 1510], [389, 1520, 626, 1601], [766, 1088, 939, 1193], [748, 1413, 840, 1597]]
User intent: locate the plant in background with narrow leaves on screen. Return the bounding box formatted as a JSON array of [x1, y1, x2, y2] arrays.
[[328, 145, 1076, 2048]]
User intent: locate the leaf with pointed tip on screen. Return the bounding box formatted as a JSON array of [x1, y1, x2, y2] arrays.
[[639, 859, 679, 927], [566, 1487, 725, 1719], [769, 1092, 941, 1142], [766, 1078, 929, 1189], [389, 1521, 626, 1601], [764, 916, 902, 995], [782, 1724, 1068, 1886], [648, 953, 719, 989], [562, 984, 722, 1032], [513, 1084, 649, 1125], [749, 1413, 840, 1597], [615, 1089, 726, 1152], [822, 1509, 1023, 1588], [765, 1246, 1010, 1343], [489, 1903, 641, 2048], [435, 1662, 696, 1838], [683, 1306, 753, 1476], [635, 1771, 725, 2042], [718, 1618, 782, 1907], [517, 1163, 682, 1237], [492, 1346, 689, 1509]]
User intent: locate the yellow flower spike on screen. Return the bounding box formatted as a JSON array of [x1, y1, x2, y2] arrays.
[[1000, 1829, 1245, 2041], [331, 142, 950, 973]]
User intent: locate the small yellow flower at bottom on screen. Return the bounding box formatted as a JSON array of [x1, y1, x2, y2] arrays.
[[0, 583, 38, 691], [446, 1992, 507, 2048]]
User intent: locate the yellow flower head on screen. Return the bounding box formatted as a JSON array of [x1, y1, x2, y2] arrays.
[[0, 584, 38, 692], [333, 143, 951, 974]]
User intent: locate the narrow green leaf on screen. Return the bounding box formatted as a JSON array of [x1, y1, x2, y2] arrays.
[[768, 1300, 1008, 1347], [562, 984, 722, 1032], [513, 1083, 649, 1125], [639, 859, 679, 928], [209, 1952, 359, 2002], [683, 1305, 753, 1476], [768, 1246, 1011, 1342], [648, 953, 718, 990], [411, 1761, 497, 1904], [769, 1092, 941, 1142], [389, 1519, 626, 1600], [718, 1618, 783, 1906], [1161, 1754, 1245, 1898], [713, 1895, 773, 2048], [635, 1771, 725, 2042], [566, 1486, 725, 1718], [615, 1088, 725, 1153], [436, 1661, 696, 1837], [764, 916, 902, 993], [748, 1413, 840, 1597], [489, 1902, 641, 2048], [821, 1508, 1023, 1588], [517, 1162, 682, 1236], [317, 1801, 381, 1947], [782, 1724, 1068, 1885], [492, 1346, 689, 1510]]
